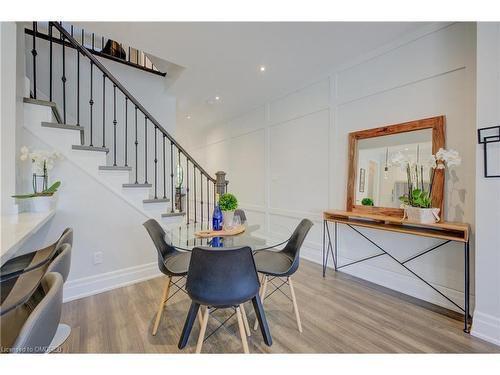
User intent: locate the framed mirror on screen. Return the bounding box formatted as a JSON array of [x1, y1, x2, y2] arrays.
[[346, 116, 445, 218]]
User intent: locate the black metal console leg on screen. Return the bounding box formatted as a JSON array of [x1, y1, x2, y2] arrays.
[[334, 222, 338, 271], [322, 220, 326, 277], [178, 302, 200, 349], [252, 295, 272, 346], [464, 240, 470, 333]]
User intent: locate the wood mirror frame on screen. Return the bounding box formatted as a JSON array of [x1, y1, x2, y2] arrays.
[[346, 116, 446, 219]]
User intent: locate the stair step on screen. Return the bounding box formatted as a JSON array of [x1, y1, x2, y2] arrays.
[[72, 145, 109, 153], [98, 166, 132, 171], [123, 183, 152, 188], [143, 198, 170, 203], [24, 97, 63, 124], [161, 212, 186, 218], [42, 122, 84, 132]]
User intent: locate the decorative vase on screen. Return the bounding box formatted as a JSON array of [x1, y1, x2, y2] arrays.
[[31, 194, 57, 213], [222, 210, 235, 229], [404, 206, 440, 224]]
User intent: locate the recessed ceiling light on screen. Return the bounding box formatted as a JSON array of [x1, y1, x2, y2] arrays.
[[259, 65, 266, 72], [215, 96, 220, 101], [186, 115, 191, 120]]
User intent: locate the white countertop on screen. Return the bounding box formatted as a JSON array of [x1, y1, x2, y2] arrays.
[[1, 210, 56, 265]]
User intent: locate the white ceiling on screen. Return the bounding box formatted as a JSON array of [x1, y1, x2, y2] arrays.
[[75, 22, 432, 130]]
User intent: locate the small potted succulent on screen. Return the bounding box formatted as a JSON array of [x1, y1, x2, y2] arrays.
[[391, 147, 461, 223], [13, 146, 63, 212], [361, 197, 374, 206], [218, 193, 238, 229]]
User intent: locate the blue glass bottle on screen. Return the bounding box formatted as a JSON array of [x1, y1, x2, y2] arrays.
[[212, 194, 223, 231]]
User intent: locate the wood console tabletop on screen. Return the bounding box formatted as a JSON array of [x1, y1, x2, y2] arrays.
[[323, 210, 469, 243]]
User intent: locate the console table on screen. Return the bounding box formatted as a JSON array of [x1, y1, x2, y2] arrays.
[[322, 209, 471, 333]]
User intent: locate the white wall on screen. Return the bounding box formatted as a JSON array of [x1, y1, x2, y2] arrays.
[[0, 22, 19, 215], [472, 23, 500, 346], [179, 23, 478, 314]]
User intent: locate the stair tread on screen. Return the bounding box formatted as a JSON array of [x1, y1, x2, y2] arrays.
[[161, 212, 186, 217], [42, 122, 84, 131], [98, 166, 132, 171], [123, 183, 152, 188], [24, 97, 63, 124], [143, 198, 170, 203], [72, 145, 109, 153]]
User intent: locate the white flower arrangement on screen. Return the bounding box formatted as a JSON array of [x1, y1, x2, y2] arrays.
[[20, 146, 63, 175], [389, 147, 461, 208]]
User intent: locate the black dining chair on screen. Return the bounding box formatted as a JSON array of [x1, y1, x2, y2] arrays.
[[252, 218, 313, 333], [143, 219, 194, 336], [178, 246, 272, 353]]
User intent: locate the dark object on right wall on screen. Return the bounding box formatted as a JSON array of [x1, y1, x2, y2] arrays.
[[477, 125, 500, 178]]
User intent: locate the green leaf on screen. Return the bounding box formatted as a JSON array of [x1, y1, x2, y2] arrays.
[[45, 181, 61, 193], [218, 193, 238, 211]]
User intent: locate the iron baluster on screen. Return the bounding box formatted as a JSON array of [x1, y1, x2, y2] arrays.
[[170, 142, 174, 213], [144, 116, 148, 184], [89, 61, 94, 146], [154, 126, 158, 199], [102, 75, 106, 147], [113, 84, 117, 165], [124, 98, 128, 166], [162, 135, 166, 199], [207, 175, 210, 222], [61, 28, 66, 123], [200, 170, 203, 223], [31, 22, 37, 99], [134, 107, 138, 184], [76, 30, 81, 126], [186, 160, 190, 224], [178, 149, 182, 212], [194, 166, 197, 223], [49, 23, 52, 101], [92, 33, 94, 50]]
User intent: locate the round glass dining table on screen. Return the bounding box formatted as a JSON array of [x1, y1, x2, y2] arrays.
[[164, 222, 291, 251]]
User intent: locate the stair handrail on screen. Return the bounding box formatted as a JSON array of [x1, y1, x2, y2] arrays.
[[50, 21, 215, 183]]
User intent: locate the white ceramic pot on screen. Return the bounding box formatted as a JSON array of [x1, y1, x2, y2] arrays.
[[222, 210, 235, 229], [31, 194, 57, 213], [404, 206, 440, 224]]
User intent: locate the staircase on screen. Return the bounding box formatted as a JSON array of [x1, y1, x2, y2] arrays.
[[24, 22, 224, 225]]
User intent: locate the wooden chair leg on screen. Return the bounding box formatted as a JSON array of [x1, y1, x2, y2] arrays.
[[236, 306, 250, 353], [197, 306, 205, 329], [240, 303, 251, 336], [253, 275, 268, 330], [288, 276, 302, 333], [152, 276, 172, 336], [195, 306, 210, 353]]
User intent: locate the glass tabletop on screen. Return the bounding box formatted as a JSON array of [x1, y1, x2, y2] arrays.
[[165, 222, 290, 251]]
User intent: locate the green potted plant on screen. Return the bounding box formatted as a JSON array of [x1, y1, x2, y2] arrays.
[[391, 147, 461, 223], [361, 197, 374, 206], [218, 193, 238, 228]]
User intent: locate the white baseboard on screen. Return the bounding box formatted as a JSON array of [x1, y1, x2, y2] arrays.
[[300, 245, 473, 314], [472, 311, 500, 346], [63, 262, 161, 303]]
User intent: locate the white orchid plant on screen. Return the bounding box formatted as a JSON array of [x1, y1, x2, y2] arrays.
[[390, 147, 461, 208], [13, 146, 63, 198]]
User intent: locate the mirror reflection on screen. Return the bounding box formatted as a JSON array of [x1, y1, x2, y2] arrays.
[[355, 129, 433, 208]]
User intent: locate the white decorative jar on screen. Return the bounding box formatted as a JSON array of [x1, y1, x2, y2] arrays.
[[31, 194, 58, 213], [222, 210, 235, 229], [404, 207, 440, 224]]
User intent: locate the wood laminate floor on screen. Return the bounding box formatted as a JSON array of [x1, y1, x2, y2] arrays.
[[59, 260, 499, 353]]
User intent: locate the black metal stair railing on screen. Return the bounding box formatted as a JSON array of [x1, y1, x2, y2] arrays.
[[27, 21, 217, 223]]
